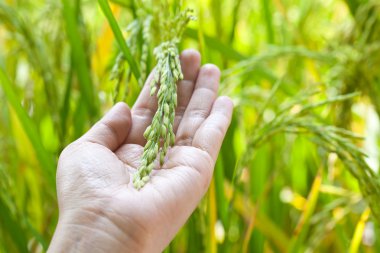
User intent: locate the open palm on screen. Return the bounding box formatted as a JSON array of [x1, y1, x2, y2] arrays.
[[52, 50, 233, 253]]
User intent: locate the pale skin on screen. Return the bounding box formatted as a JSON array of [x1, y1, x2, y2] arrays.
[[48, 49, 233, 252]]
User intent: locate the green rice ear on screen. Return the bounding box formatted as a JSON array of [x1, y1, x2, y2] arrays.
[[133, 6, 195, 190]]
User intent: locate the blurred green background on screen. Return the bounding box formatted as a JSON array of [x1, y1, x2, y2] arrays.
[[1, 0, 380, 252]]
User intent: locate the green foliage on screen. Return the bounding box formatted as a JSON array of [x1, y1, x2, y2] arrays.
[[1, 0, 380, 252]]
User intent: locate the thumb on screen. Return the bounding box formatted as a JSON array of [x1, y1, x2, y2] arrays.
[[80, 102, 132, 151]]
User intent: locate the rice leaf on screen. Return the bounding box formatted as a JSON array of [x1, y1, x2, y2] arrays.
[[98, 0, 141, 80]]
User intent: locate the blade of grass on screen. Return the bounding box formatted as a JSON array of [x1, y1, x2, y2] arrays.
[[61, 0, 98, 116], [93, 4, 121, 77], [73, 99, 87, 139], [210, 0, 223, 39], [344, 0, 361, 15], [349, 207, 371, 253], [207, 179, 217, 253], [214, 159, 228, 226], [288, 168, 322, 253], [26, 219, 48, 251], [0, 197, 28, 253], [261, 0, 274, 44], [228, 0, 243, 43], [0, 67, 55, 188], [98, 0, 141, 80], [187, 211, 204, 252], [59, 56, 73, 147], [244, 147, 279, 252]]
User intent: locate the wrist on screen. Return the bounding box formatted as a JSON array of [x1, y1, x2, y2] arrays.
[[48, 207, 142, 253]]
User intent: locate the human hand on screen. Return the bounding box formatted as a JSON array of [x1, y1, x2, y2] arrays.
[[48, 49, 233, 253]]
